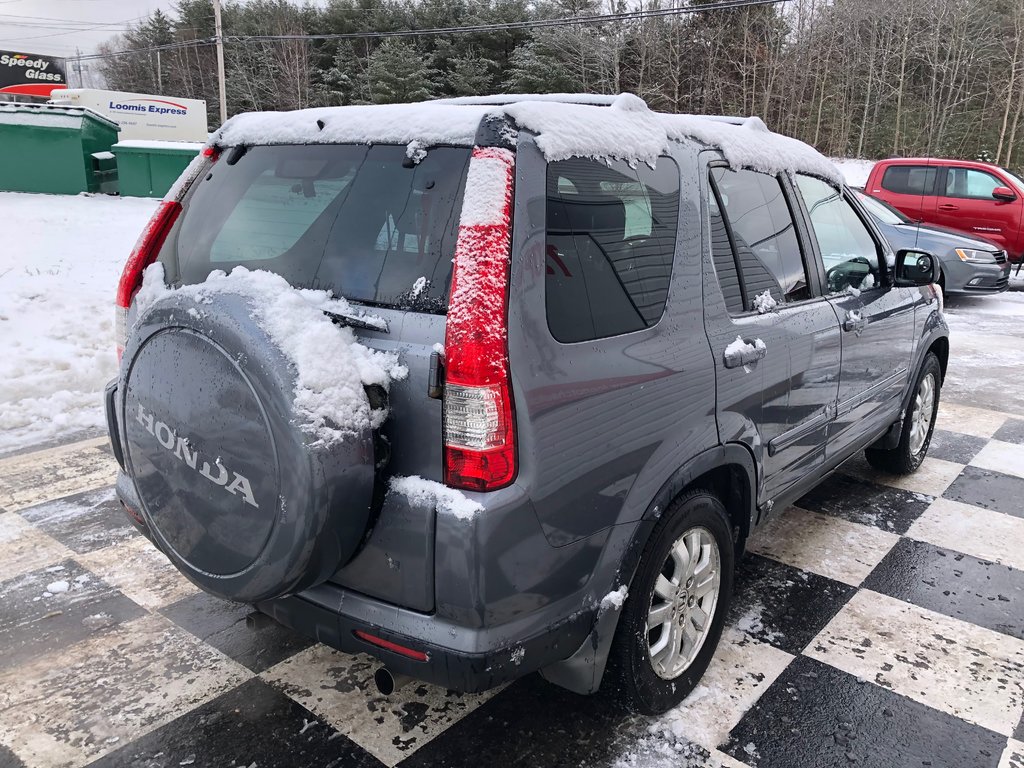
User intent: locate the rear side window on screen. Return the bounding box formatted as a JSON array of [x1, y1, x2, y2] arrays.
[[944, 167, 1002, 199], [163, 144, 471, 312], [545, 156, 680, 343], [880, 165, 937, 196], [710, 167, 810, 305]]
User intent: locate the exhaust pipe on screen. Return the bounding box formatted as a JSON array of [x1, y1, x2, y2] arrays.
[[374, 666, 414, 696]]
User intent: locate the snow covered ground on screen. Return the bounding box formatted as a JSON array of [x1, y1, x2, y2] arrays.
[[0, 192, 158, 453], [0, 185, 1021, 454], [831, 157, 875, 187]]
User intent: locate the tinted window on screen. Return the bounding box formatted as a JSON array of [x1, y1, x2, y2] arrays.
[[711, 167, 809, 304], [880, 165, 937, 196], [797, 175, 880, 293], [163, 144, 471, 312], [944, 167, 1002, 199], [707, 181, 745, 314], [545, 157, 679, 343]]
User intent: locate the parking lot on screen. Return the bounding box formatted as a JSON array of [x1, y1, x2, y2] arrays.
[[1, 288, 1023, 768]]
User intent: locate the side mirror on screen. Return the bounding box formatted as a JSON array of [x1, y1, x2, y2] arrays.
[[894, 249, 937, 287], [992, 186, 1017, 202]]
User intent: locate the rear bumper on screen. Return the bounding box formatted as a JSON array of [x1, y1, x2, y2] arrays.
[[114, 468, 595, 692], [257, 583, 594, 693]]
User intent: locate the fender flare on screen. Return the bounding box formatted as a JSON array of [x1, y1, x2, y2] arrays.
[[539, 443, 756, 694]]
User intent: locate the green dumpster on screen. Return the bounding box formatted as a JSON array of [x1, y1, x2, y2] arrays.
[[112, 140, 202, 198], [0, 102, 120, 195]]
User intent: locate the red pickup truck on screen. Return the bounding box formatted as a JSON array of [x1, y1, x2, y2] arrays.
[[865, 158, 1024, 263]]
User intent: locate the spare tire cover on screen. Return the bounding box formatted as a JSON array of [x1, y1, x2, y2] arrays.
[[120, 290, 375, 603]]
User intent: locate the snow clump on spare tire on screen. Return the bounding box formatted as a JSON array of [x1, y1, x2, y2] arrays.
[[120, 265, 406, 603], [135, 264, 406, 443]]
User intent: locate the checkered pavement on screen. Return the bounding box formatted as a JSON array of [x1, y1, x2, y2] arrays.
[[1, 401, 1022, 768]]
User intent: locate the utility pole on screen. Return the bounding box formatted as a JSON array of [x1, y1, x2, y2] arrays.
[[156, 49, 163, 92], [212, 0, 227, 125]]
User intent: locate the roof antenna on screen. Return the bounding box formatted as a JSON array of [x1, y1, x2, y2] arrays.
[[316, 119, 325, 131]]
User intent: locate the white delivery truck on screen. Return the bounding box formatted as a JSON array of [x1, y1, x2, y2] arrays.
[[48, 88, 208, 142]]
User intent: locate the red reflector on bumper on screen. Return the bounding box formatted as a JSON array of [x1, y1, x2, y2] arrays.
[[354, 630, 429, 662]]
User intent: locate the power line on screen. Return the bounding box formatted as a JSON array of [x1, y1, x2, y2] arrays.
[[69, 0, 789, 63]]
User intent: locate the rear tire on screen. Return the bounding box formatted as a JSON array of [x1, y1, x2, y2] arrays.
[[604, 488, 734, 715], [865, 352, 941, 475]]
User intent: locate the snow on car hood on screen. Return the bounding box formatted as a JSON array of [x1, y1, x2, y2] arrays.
[[208, 93, 841, 183], [135, 265, 407, 446]]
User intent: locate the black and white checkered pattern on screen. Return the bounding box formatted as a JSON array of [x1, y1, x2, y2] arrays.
[[1, 400, 1022, 768]]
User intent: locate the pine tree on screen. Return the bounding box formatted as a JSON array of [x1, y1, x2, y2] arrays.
[[366, 39, 439, 103], [315, 42, 371, 104]]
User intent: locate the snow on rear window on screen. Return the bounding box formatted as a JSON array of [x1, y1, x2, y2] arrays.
[[135, 264, 406, 445]]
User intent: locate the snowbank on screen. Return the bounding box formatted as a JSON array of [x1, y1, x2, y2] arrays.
[[136, 265, 406, 444], [0, 192, 159, 453], [831, 157, 875, 188]]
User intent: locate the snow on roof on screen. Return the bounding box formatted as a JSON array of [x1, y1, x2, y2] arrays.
[[210, 93, 841, 182], [434, 93, 619, 106], [0, 101, 119, 130], [212, 102, 492, 151]]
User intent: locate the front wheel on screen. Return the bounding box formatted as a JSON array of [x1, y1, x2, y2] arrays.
[[865, 352, 942, 475], [604, 489, 734, 715]]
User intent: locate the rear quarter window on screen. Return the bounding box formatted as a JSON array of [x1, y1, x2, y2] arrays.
[[544, 156, 680, 343]]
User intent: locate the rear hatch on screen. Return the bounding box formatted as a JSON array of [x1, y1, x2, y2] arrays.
[[154, 143, 473, 484]]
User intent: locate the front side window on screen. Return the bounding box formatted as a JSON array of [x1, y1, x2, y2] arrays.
[[944, 168, 1003, 199], [880, 165, 937, 196], [545, 156, 680, 343], [710, 167, 810, 304], [797, 175, 880, 293]]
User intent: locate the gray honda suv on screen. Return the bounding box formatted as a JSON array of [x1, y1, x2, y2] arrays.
[[106, 94, 948, 715]]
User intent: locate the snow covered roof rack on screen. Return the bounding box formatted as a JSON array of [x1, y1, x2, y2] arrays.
[[210, 94, 841, 184], [433, 93, 627, 107]]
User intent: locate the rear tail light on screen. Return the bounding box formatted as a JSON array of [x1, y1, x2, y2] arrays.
[[114, 200, 181, 359], [443, 146, 516, 492], [114, 147, 218, 360]]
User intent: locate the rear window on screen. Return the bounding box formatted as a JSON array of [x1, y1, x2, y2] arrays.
[[880, 165, 937, 196], [161, 144, 472, 312]]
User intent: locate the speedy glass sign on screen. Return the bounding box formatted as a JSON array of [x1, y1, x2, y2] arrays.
[[0, 50, 67, 98]]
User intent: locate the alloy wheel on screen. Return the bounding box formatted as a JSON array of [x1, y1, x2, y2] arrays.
[[647, 526, 721, 680]]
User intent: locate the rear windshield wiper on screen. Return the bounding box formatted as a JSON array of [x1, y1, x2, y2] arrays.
[[323, 309, 389, 334]]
